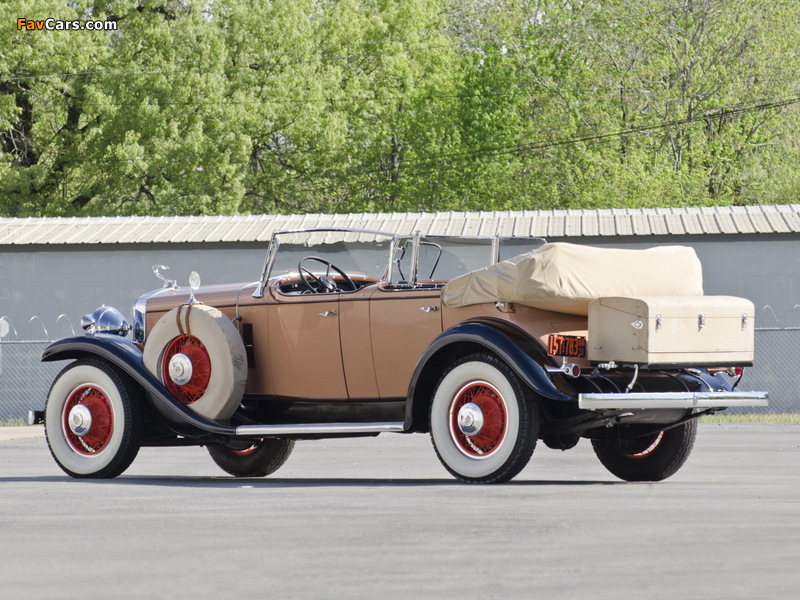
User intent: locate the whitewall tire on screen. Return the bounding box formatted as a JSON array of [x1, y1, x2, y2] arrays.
[[429, 353, 539, 483], [45, 359, 142, 478]]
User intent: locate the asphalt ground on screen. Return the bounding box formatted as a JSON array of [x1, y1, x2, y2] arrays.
[[1, 423, 798, 600]]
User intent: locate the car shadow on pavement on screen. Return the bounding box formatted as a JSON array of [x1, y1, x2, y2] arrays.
[[0, 475, 620, 487]]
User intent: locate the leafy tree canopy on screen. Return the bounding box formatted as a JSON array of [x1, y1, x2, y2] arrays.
[[1, 0, 799, 216]]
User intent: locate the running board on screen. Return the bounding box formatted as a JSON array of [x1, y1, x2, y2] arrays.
[[579, 391, 769, 411], [235, 422, 406, 437]]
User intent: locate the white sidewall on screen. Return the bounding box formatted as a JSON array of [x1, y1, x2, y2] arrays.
[[45, 364, 124, 476], [143, 304, 247, 421], [430, 361, 520, 479]]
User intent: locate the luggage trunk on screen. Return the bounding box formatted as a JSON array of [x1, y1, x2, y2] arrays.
[[587, 296, 755, 367]]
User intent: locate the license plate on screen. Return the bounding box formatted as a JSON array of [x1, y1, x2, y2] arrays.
[[547, 334, 587, 358]]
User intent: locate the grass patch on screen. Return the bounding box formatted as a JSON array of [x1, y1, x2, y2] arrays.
[[701, 413, 800, 424], [0, 418, 29, 427]]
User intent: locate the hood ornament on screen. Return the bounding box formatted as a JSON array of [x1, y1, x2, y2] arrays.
[[153, 265, 177, 289]]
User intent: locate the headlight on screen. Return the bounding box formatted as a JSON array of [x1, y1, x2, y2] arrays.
[[81, 306, 131, 337]]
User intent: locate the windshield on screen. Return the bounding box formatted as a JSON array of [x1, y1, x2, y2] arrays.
[[253, 229, 547, 297], [392, 235, 546, 282], [266, 229, 397, 282]]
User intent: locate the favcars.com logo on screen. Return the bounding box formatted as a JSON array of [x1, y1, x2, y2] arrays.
[[17, 18, 117, 31]]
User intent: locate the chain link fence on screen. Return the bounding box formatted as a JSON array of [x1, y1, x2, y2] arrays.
[[734, 328, 800, 416], [1, 329, 797, 423], [0, 341, 63, 422]]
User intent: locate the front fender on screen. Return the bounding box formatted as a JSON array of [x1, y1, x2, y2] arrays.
[[405, 322, 573, 431], [42, 335, 235, 436]]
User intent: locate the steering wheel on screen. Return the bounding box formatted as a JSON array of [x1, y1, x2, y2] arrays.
[[298, 257, 357, 294]]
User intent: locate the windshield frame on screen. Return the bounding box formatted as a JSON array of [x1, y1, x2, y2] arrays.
[[251, 228, 547, 298], [252, 228, 399, 298]]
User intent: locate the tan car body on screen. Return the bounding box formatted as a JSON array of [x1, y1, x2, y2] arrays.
[[143, 277, 589, 405]]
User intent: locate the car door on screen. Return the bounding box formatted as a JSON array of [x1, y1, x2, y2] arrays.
[[338, 284, 380, 399], [369, 286, 443, 399], [266, 290, 347, 400]]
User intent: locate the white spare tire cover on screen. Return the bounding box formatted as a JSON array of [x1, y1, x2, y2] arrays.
[[143, 304, 247, 421]]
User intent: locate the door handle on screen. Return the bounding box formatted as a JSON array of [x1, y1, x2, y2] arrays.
[[419, 306, 438, 313], [318, 310, 336, 317]]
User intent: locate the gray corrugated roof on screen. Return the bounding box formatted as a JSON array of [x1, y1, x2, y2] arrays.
[[0, 204, 798, 246]]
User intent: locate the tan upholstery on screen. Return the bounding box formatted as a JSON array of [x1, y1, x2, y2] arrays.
[[441, 242, 703, 316]]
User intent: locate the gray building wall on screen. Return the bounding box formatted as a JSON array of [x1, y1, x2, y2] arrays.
[[3, 233, 798, 335], [0, 243, 267, 339]]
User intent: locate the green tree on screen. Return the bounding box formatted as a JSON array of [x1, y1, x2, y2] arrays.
[[0, 0, 251, 216], [568, 0, 800, 206], [2, 0, 800, 216], [0, 0, 109, 216], [82, 0, 252, 214]]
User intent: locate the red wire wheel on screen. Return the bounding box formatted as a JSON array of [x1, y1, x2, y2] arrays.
[[46, 359, 143, 478], [591, 421, 698, 482], [448, 381, 508, 458], [616, 431, 665, 460], [162, 335, 212, 405], [62, 385, 114, 455], [208, 438, 296, 477], [430, 354, 539, 483], [228, 444, 259, 456], [143, 304, 247, 421]]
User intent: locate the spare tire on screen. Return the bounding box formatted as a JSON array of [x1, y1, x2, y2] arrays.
[[143, 304, 247, 421]]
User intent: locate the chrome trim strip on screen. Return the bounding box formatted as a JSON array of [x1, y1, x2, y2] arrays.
[[491, 234, 500, 264], [132, 287, 172, 343], [409, 230, 421, 287], [253, 232, 280, 299], [578, 391, 769, 410], [235, 421, 406, 436], [269, 226, 399, 238]]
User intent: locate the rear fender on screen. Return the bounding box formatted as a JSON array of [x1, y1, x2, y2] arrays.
[[405, 322, 573, 432], [41, 335, 235, 436]]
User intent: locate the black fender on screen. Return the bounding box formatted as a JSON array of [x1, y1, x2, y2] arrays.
[[405, 322, 574, 431], [41, 335, 236, 436]]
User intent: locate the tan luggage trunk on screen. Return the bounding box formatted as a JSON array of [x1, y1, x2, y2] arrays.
[[588, 296, 755, 367]]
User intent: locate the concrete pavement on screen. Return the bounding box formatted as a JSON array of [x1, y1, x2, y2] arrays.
[[0, 425, 44, 441], [1, 424, 799, 599]]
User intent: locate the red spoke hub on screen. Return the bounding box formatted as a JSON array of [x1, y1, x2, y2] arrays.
[[449, 381, 507, 457], [63, 385, 114, 455], [617, 431, 664, 459], [163, 335, 212, 405], [229, 444, 260, 456]]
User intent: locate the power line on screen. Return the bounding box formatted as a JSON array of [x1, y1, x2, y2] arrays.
[[306, 94, 800, 181], [2, 93, 797, 188]]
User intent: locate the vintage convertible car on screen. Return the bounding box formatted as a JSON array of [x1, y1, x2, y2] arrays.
[[39, 228, 768, 483]]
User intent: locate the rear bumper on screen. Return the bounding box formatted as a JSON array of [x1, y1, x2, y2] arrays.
[[578, 391, 769, 410]]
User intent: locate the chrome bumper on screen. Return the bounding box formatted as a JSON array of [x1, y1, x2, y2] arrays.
[[578, 391, 769, 411]]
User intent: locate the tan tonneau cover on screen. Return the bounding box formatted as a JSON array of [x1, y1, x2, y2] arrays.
[[442, 242, 703, 316]]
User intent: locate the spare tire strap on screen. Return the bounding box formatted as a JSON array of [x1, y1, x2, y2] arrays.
[[175, 303, 194, 337]]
